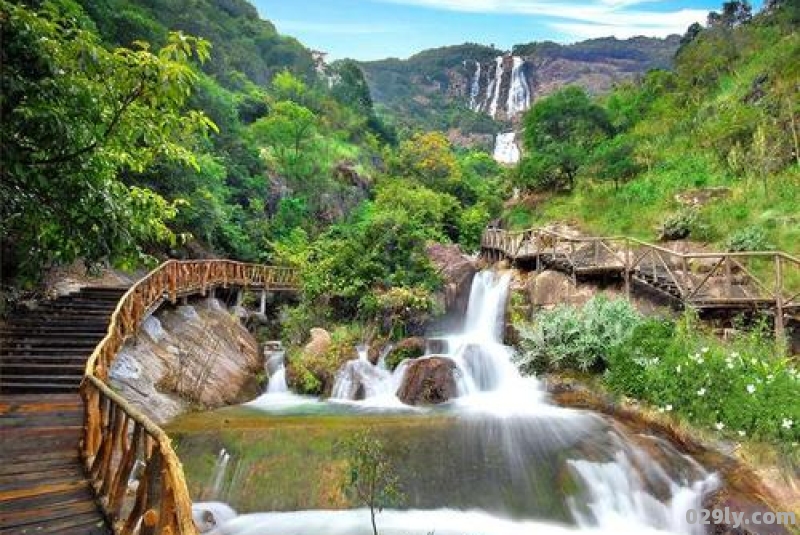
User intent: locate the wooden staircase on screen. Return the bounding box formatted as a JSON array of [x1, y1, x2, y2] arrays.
[[0, 286, 126, 534], [1, 287, 126, 393]]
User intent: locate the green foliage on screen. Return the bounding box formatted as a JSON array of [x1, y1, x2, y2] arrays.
[[518, 86, 613, 191], [361, 287, 443, 339], [605, 316, 799, 445], [339, 429, 404, 535], [724, 226, 774, 251], [515, 296, 643, 375], [0, 1, 214, 280]]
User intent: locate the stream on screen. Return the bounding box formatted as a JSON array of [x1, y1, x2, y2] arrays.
[[171, 272, 720, 535]]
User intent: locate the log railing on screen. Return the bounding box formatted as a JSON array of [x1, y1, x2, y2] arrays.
[[482, 227, 800, 341], [80, 260, 298, 534]]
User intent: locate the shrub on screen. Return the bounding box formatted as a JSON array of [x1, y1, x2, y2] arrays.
[[724, 226, 773, 252], [515, 296, 643, 375], [605, 316, 800, 445]]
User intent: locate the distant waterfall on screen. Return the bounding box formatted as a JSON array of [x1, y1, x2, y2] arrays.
[[507, 57, 530, 117], [488, 56, 504, 118], [493, 132, 521, 164], [469, 61, 481, 110]]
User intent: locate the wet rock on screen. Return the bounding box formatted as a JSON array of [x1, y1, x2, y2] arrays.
[[385, 337, 426, 371], [396, 356, 458, 405], [426, 243, 477, 315], [304, 328, 332, 358], [332, 359, 389, 400]]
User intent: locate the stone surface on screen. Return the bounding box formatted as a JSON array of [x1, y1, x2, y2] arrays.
[[396, 356, 459, 405], [385, 337, 426, 371], [426, 243, 477, 315], [304, 328, 332, 358], [110, 298, 261, 425]]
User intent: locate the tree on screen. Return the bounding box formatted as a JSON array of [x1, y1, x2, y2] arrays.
[[0, 1, 215, 280], [590, 137, 642, 191], [519, 86, 612, 191], [340, 430, 404, 535], [249, 100, 318, 185], [707, 1, 752, 28], [394, 131, 461, 189]]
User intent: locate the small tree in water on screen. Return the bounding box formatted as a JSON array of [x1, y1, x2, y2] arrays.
[[340, 429, 404, 535]]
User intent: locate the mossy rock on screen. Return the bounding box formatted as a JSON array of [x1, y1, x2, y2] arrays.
[[385, 337, 426, 371]]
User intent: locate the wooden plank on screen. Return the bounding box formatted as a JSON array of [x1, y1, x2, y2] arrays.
[[0, 498, 99, 528], [0, 479, 91, 502]]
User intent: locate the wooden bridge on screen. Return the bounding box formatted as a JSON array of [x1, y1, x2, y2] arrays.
[[0, 260, 298, 534], [481, 227, 800, 342]]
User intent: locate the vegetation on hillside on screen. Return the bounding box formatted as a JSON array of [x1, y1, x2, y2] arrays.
[[508, 1, 799, 259]]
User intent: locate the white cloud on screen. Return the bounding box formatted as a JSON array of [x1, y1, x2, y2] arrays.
[[274, 20, 405, 35], [377, 0, 708, 39]]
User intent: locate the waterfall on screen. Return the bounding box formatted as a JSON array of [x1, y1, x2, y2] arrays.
[[488, 56, 504, 118], [507, 57, 530, 117], [493, 132, 521, 165], [221, 270, 719, 535], [206, 449, 230, 501], [266, 350, 289, 394], [469, 61, 481, 111]]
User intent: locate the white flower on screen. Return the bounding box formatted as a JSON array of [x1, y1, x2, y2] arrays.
[[701, 347, 710, 354], [751, 358, 758, 365], [767, 374, 774, 381], [676, 365, 682, 373], [665, 404, 673, 412], [731, 352, 739, 358], [697, 388, 706, 396], [783, 419, 794, 429], [746, 384, 756, 394], [738, 430, 746, 437], [727, 362, 735, 370], [715, 422, 725, 430]]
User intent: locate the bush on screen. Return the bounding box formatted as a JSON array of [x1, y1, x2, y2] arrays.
[[515, 296, 643, 375], [605, 316, 800, 445], [724, 226, 773, 252]]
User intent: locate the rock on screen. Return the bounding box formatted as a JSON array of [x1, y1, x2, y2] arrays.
[[526, 270, 594, 308], [675, 187, 731, 208], [385, 337, 426, 371], [304, 328, 332, 358], [425, 243, 477, 315], [109, 297, 261, 425], [396, 356, 458, 405]]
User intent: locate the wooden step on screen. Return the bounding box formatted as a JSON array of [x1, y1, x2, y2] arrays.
[[0, 381, 82, 393]]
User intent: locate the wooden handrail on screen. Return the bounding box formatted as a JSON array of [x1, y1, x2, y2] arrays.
[[482, 227, 799, 343], [80, 260, 298, 534]]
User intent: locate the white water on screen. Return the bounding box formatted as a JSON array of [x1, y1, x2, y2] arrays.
[[493, 131, 521, 164], [469, 60, 481, 110], [488, 56, 504, 118], [507, 56, 531, 117], [218, 271, 718, 535]]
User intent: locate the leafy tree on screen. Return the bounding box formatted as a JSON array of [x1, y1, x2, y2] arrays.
[[339, 430, 404, 535], [591, 137, 642, 190], [708, 1, 752, 28], [0, 1, 214, 280], [394, 131, 461, 189], [249, 100, 318, 185], [519, 86, 612, 191]]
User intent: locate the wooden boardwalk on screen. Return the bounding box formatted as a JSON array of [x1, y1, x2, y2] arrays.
[[1, 261, 298, 535], [0, 394, 110, 534], [482, 227, 800, 341]]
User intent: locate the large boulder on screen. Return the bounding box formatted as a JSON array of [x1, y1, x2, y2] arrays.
[[109, 298, 262, 425], [426, 243, 477, 315], [396, 356, 459, 405], [526, 270, 594, 308], [384, 337, 426, 371], [304, 328, 332, 358]]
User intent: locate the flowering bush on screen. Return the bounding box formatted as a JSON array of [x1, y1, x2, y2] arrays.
[[605, 317, 799, 445]]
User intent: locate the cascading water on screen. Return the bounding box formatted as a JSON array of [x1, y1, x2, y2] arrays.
[[469, 60, 481, 111], [493, 132, 521, 164], [488, 56, 505, 118], [266, 351, 288, 394], [507, 56, 531, 116], [193, 270, 720, 535]]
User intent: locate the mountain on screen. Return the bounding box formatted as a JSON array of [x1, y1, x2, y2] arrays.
[[359, 36, 681, 141]]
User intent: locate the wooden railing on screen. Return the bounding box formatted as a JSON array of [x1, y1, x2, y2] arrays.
[[482, 227, 800, 341], [80, 260, 298, 534]]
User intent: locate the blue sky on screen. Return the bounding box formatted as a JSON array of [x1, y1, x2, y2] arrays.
[[252, 0, 763, 61]]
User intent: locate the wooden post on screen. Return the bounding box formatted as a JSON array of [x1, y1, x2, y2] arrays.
[[260, 290, 267, 315], [775, 254, 785, 349], [724, 256, 732, 298], [681, 256, 690, 302], [624, 240, 631, 300]]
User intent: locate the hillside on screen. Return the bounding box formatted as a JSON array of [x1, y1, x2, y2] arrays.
[[359, 36, 680, 142], [505, 2, 799, 264]]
